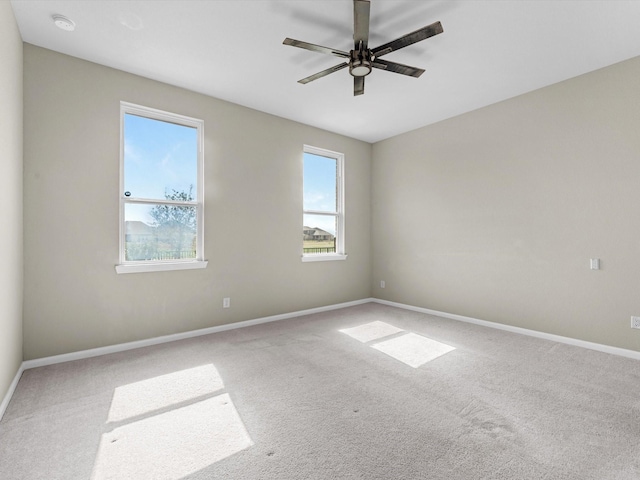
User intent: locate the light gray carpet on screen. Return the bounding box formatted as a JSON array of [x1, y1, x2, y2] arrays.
[[2, 303, 640, 479]]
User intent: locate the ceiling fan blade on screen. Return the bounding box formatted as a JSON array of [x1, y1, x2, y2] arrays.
[[299, 62, 349, 84], [372, 59, 425, 78], [283, 38, 350, 58], [371, 21, 443, 57], [354, 76, 365, 96], [353, 0, 371, 49]]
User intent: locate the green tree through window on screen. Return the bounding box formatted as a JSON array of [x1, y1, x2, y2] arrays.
[[149, 187, 197, 258]]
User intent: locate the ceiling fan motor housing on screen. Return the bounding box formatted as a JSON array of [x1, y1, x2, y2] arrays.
[[349, 46, 372, 77]]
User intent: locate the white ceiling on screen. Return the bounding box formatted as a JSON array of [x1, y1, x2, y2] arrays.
[[10, 0, 640, 143]]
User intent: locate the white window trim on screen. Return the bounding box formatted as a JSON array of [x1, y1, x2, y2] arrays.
[[301, 254, 347, 263], [302, 145, 347, 262], [115, 260, 207, 274], [116, 102, 207, 274]]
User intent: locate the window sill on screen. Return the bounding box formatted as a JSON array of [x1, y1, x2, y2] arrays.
[[301, 254, 347, 263], [115, 260, 208, 274]]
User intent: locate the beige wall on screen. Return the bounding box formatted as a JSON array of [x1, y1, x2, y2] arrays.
[[372, 56, 640, 351], [0, 3, 24, 399], [19, 36, 640, 361], [23, 45, 371, 360]]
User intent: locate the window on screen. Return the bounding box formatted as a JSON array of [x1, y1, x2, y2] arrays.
[[116, 102, 206, 274], [302, 145, 346, 262]]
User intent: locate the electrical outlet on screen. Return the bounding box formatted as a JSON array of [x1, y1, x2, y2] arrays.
[[380, 280, 385, 288], [223, 297, 231, 309], [631, 316, 640, 329]]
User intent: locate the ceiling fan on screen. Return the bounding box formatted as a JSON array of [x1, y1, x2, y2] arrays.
[[283, 0, 443, 96]]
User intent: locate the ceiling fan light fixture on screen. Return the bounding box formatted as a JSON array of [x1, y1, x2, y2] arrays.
[[349, 48, 372, 77], [350, 63, 371, 77]]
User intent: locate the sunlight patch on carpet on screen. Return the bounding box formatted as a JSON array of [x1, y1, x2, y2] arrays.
[[92, 394, 253, 480], [372, 333, 455, 368], [108, 364, 224, 423], [339, 321, 405, 343]]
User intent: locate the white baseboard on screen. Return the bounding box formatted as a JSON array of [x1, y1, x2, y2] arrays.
[[22, 298, 375, 370], [0, 298, 372, 421], [5, 296, 638, 422], [372, 298, 640, 361], [0, 363, 25, 422]]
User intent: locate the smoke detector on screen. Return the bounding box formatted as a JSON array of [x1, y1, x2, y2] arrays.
[[52, 14, 75, 32]]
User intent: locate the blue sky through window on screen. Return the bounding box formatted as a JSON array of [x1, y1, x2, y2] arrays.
[[303, 152, 338, 235], [124, 114, 197, 224], [124, 114, 197, 201]]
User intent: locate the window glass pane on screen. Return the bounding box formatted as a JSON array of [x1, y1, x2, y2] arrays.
[[125, 203, 196, 261], [124, 113, 198, 200], [303, 152, 337, 212], [303, 214, 336, 254]]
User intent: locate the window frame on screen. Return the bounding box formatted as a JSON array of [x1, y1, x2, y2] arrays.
[[116, 102, 207, 274], [302, 145, 347, 262]]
